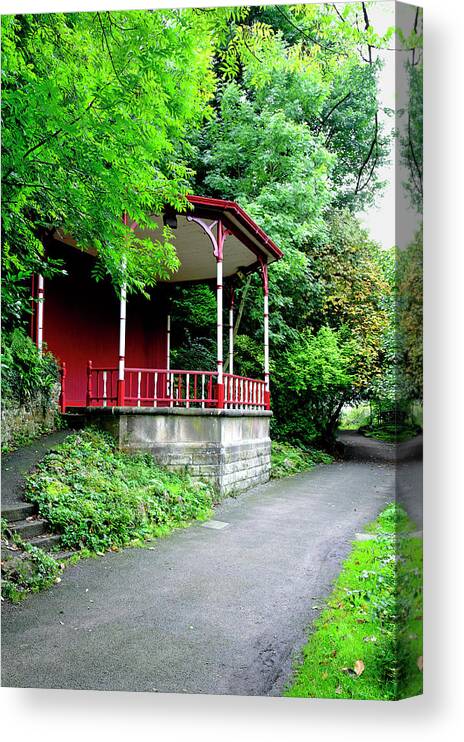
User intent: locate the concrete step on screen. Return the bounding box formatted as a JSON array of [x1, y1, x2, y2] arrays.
[[28, 533, 61, 551], [2, 502, 37, 523], [9, 518, 48, 539]]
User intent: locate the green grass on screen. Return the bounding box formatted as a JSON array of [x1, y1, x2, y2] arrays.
[[361, 424, 421, 443], [338, 403, 372, 431], [284, 503, 423, 700], [271, 441, 333, 479], [24, 428, 214, 553], [2, 428, 215, 602]]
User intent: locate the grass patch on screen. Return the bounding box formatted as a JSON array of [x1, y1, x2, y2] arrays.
[[271, 441, 333, 479], [360, 424, 421, 443], [339, 403, 372, 431], [284, 503, 423, 700], [24, 428, 214, 553]]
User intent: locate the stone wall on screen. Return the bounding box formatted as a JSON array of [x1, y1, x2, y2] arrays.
[[80, 407, 272, 499], [1, 386, 60, 451]]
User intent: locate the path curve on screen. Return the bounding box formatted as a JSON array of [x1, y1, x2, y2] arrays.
[[2, 458, 396, 695]]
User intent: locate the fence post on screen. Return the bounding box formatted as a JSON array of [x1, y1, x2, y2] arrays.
[[86, 360, 92, 407], [59, 362, 66, 413]]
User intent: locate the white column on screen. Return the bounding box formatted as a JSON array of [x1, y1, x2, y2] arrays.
[[37, 274, 44, 354], [166, 313, 171, 369], [217, 258, 223, 384], [229, 297, 234, 376], [264, 292, 270, 392], [117, 258, 127, 406], [118, 282, 127, 382], [166, 313, 171, 402]]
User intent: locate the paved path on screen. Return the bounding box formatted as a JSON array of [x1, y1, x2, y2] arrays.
[[337, 431, 423, 529], [2, 430, 71, 510], [2, 459, 396, 695]]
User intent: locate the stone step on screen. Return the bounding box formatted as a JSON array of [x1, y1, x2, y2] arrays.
[[27, 533, 61, 551], [2, 502, 37, 523], [9, 517, 48, 539]]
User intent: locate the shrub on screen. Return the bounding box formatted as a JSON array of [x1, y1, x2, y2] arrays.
[[25, 429, 214, 552], [271, 440, 332, 479], [1, 328, 60, 406]]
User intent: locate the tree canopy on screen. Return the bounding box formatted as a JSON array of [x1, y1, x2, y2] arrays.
[[1, 3, 422, 443]]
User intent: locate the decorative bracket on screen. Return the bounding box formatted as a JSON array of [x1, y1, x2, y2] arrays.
[[187, 217, 232, 261]]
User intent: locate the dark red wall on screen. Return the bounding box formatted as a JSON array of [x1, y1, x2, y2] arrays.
[[42, 242, 168, 406]]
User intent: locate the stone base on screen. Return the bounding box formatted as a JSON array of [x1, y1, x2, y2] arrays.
[[76, 407, 272, 499]]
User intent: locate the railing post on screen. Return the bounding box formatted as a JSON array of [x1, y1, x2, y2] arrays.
[[86, 360, 93, 407], [59, 362, 66, 413]]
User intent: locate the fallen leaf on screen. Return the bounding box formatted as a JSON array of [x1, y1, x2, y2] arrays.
[[417, 656, 423, 671], [321, 671, 328, 680], [354, 660, 365, 676], [335, 685, 342, 695], [331, 650, 337, 658]]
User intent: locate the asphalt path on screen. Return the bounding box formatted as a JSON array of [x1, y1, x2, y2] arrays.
[[2, 456, 400, 695]]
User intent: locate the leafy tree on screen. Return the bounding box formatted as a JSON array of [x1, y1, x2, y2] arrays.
[[1, 9, 216, 326], [397, 228, 423, 399], [272, 326, 355, 444]]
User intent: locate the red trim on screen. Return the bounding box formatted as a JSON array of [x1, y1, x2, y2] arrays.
[[86, 361, 93, 406], [264, 390, 271, 411], [258, 256, 269, 295], [216, 382, 225, 409], [186, 195, 283, 261], [117, 379, 125, 406]]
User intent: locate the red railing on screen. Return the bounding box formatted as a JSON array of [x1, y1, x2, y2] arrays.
[[224, 373, 266, 410], [86, 362, 118, 406], [124, 368, 217, 408], [84, 364, 269, 410]]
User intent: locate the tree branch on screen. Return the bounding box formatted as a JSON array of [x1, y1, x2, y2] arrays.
[[355, 111, 378, 194], [97, 12, 125, 87], [20, 95, 100, 163], [274, 6, 336, 52], [317, 91, 352, 131]]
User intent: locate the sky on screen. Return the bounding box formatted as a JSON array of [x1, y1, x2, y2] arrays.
[[352, 1, 422, 250]]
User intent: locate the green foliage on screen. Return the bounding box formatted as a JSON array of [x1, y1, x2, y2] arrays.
[[397, 229, 423, 399], [1, 9, 217, 325], [339, 403, 372, 430], [271, 440, 332, 479], [170, 284, 217, 370], [1, 519, 61, 603], [1, 328, 60, 406], [25, 429, 213, 552], [285, 503, 423, 700], [272, 326, 355, 445]]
